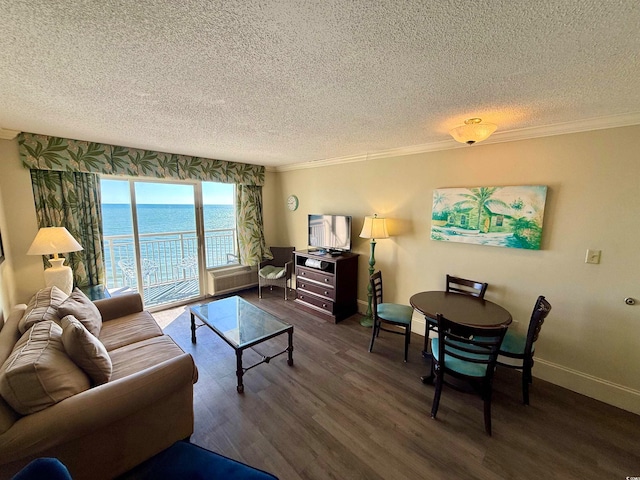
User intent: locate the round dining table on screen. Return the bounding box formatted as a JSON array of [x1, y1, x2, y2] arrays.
[[409, 291, 512, 328], [410, 291, 512, 383]]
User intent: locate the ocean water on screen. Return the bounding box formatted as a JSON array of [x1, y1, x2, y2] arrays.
[[102, 204, 235, 236]]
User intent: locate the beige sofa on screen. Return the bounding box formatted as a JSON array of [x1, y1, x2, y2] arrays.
[[0, 289, 198, 480]]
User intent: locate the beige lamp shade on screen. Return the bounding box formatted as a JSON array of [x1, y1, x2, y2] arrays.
[[359, 215, 389, 240], [27, 227, 83, 295], [449, 118, 497, 145]]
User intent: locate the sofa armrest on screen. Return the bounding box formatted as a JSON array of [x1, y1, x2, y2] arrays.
[[0, 353, 197, 464], [93, 293, 143, 321]]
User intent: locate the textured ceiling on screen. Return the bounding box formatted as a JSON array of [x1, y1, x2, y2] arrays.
[[1, 1, 639, 168]]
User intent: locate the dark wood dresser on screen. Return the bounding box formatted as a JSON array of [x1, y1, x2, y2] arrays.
[[293, 250, 358, 323]]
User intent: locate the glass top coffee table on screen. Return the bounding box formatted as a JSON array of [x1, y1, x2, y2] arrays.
[[189, 296, 294, 393]]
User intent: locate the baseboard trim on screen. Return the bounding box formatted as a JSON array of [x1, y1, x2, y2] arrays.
[[533, 359, 640, 415]]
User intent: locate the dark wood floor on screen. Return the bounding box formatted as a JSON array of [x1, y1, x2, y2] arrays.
[[159, 288, 640, 480]]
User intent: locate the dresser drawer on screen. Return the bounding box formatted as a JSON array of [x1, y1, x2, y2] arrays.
[[297, 279, 335, 300], [296, 266, 335, 287], [296, 291, 334, 314]]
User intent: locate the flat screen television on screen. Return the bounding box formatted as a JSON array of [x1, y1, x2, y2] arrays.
[[308, 214, 352, 253]]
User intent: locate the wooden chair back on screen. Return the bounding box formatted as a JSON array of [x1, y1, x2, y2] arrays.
[[370, 270, 383, 319], [446, 274, 488, 298], [524, 295, 552, 357]]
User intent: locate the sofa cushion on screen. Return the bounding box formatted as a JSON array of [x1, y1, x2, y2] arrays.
[[0, 321, 90, 415], [109, 335, 187, 381], [60, 315, 112, 385], [18, 287, 68, 335], [57, 288, 103, 337], [0, 304, 27, 433], [99, 311, 163, 351]]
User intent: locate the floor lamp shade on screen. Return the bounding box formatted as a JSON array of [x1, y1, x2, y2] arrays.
[[27, 227, 83, 295]]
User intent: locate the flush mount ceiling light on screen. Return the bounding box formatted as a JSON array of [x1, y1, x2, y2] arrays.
[[449, 118, 497, 145]]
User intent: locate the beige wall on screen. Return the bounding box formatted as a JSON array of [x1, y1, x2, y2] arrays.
[[1, 127, 639, 413], [0, 138, 45, 318], [266, 126, 640, 414]]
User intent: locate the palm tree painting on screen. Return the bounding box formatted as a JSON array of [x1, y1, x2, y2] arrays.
[[430, 185, 548, 249]]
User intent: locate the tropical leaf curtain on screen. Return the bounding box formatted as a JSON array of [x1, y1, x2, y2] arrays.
[[236, 185, 267, 266], [20, 132, 267, 271], [19, 133, 265, 185], [30, 170, 105, 287]]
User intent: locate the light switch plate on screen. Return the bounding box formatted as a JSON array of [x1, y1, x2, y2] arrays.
[[585, 249, 601, 264]]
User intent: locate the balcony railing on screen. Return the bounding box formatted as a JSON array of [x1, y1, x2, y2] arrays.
[[104, 228, 237, 306]]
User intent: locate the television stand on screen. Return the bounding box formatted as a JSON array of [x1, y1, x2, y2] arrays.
[[293, 250, 359, 323]]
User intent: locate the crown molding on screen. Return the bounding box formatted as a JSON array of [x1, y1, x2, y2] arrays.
[[0, 128, 21, 140], [274, 112, 640, 172]]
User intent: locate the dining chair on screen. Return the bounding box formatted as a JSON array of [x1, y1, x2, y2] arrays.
[[497, 295, 552, 405], [430, 313, 507, 435], [258, 246, 295, 300], [369, 271, 414, 362], [423, 275, 489, 355]]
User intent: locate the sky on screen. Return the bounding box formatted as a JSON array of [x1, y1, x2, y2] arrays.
[[101, 179, 234, 205]]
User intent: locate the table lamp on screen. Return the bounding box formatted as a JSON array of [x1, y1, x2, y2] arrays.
[[27, 226, 83, 295], [359, 214, 389, 327]]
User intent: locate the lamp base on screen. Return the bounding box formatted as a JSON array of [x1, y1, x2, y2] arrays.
[[44, 258, 73, 296], [360, 316, 374, 328]]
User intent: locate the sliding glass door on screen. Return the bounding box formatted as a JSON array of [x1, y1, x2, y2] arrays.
[[101, 179, 204, 307]]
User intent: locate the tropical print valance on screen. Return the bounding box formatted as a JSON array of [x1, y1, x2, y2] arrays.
[[19, 132, 265, 186]]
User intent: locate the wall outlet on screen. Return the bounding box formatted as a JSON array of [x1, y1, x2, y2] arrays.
[[585, 249, 601, 264]]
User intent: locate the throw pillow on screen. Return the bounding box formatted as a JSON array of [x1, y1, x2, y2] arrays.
[[57, 288, 103, 337], [60, 315, 112, 385], [18, 286, 68, 335], [0, 321, 90, 415], [258, 265, 286, 279]]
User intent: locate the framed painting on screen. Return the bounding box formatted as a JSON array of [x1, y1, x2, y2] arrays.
[[431, 185, 548, 249]]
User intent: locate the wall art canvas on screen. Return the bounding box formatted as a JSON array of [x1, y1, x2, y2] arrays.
[[431, 185, 548, 249]]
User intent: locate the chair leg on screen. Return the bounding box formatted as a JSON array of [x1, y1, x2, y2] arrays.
[[403, 327, 410, 362], [483, 392, 493, 436], [431, 369, 443, 419], [368, 319, 377, 353], [522, 361, 532, 405], [258, 284, 262, 299]]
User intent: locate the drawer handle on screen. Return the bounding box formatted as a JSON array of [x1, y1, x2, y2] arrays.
[[301, 271, 306, 276], [324, 278, 329, 283], [300, 295, 304, 299], [324, 291, 329, 296], [322, 304, 327, 308], [300, 283, 305, 288]]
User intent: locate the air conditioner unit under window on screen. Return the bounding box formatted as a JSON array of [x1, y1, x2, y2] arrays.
[[207, 265, 258, 296]]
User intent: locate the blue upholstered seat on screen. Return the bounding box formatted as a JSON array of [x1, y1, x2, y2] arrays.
[[13, 442, 279, 480], [119, 441, 279, 479], [499, 329, 533, 356], [11, 458, 72, 480], [378, 303, 413, 325]]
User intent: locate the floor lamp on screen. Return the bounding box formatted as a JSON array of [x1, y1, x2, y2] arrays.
[[359, 214, 389, 327], [27, 226, 83, 295]]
